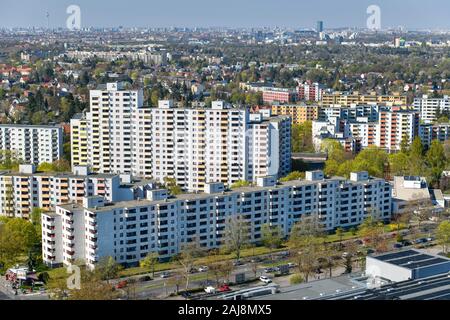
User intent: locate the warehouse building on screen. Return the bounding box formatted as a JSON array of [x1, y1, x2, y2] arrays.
[[366, 249, 450, 282]]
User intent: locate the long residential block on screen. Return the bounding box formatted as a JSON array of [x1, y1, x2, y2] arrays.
[[42, 171, 392, 268]]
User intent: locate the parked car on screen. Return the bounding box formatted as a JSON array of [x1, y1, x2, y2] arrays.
[[116, 281, 128, 289], [138, 276, 152, 282], [393, 243, 403, 249], [160, 272, 170, 279], [188, 267, 198, 274], [402, 240, 413, 246], [259, 276, 272, 284], [264, 267, 276, 273], [218, 284, 231, 292], [354, 239, 364, 245], [198, 266, 209, 272], [233, 261, 244, 267], [204, 286, 216, 294], [287, 263, 297, 268]]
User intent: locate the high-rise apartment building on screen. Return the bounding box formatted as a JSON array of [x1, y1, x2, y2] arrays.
[[297, 82, 324, 102], [72, 84, 292, 192], [0, 124, 62, 165], [376, 110, 419, 152], [312, 107, 419, 153], [150, 101, 291, 191], [71, 83, 151, 178]]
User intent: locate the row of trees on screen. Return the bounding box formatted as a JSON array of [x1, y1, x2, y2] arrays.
[[322, 137, 449, 187], [389, 137, 448, 188]]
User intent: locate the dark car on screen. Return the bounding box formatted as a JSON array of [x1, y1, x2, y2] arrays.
[[138, 276, 152, 282], [393, 243, 403, 249], [189, 267, 198, 274]]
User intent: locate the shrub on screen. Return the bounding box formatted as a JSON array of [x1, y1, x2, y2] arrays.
[[290, 274, 304, 285]]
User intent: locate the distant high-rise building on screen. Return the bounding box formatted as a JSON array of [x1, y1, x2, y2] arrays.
[[316, 21, 324, 33]]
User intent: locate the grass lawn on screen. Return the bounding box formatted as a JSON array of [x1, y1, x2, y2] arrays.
[[47, 267, 69, 281]]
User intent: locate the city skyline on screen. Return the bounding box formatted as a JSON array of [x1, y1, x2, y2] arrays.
[[1, 0, 450, 30]]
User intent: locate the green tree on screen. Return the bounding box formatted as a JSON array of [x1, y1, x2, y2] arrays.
[[358, 216, 387, 253], [351, 147, 388, 178], [389, 152, 410, 176], [37, 162, 54, 172], [292, 121, 314, 153], [139, 252, 159, 278], [280, 171, 305, 182], [163, 177, 183, 195], [96, 256, 123, 283], [436, 221, 450, 254], [426, 140, 447, 187], [261, 224, 284, 261], [289, 214, 325, 282], [31, 207, 43, 238], [409, 137, 426, 176]]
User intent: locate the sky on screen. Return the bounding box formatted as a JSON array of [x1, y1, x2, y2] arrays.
[[0, 0, 449, 30]]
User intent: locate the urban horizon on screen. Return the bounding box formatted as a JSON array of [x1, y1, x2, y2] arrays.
[[1, 0, 450, 30]]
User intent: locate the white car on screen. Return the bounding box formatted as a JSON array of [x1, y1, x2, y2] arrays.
[[198, 266, 209, 272], [204, 286, 216, 294], [259, 276, 272, 284]]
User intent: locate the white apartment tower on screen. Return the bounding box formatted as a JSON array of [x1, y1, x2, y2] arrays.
[[86, 82, 149, 177], [413, 95, 450, 123], [72, 85, 292, 192], [0, 125, 62, 165]]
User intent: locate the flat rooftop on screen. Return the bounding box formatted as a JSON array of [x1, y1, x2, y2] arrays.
[[371, 249, 450, 270], [251, 274, 366, 300]]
